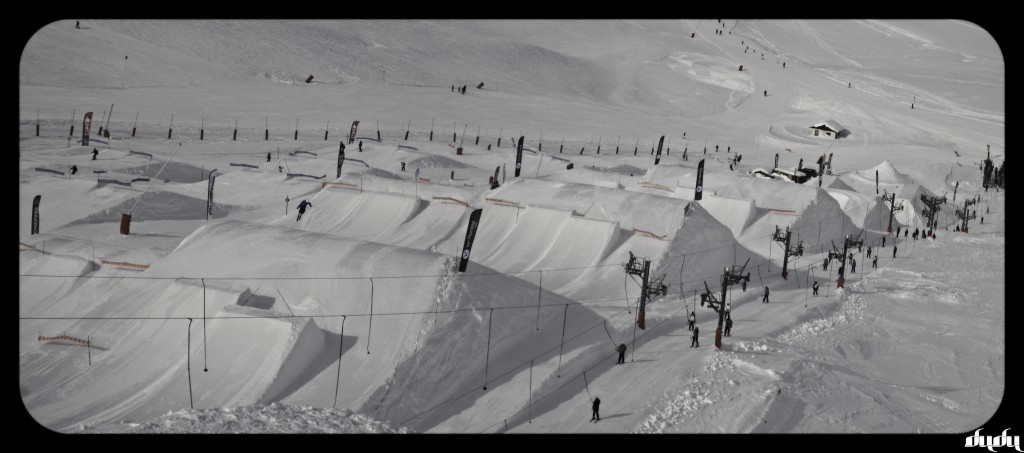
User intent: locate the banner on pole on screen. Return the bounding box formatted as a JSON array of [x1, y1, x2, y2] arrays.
[[348, 121, 360, 144], [207, 169, 218, 219], [654, 135, 664, 165], [695, 159, 705, 201], [337, 142, 346, 179], [514, 136, 524, 177], [458, 208, 483, 272], [31, 195, 40, 235], [82, 112, 93, 146]]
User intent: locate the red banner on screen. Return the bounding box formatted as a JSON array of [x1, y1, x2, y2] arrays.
[[82, 112, 93, 145], [348, 121, 360, 144]]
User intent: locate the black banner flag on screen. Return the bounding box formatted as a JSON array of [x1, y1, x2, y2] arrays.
[[774, 152, 779, 169], [695, 159, 705, 201], [654, 135, 664, 165], [82, 112, 93, 146], [875, 170, 879, 194], [459, 208, 483, 272], [494, 166, 500, 181], [514, 135, 524, 177], [31, 195, 41, 235], [348, 121, 360, 145], [337, 142, 346, 179], [207, 169, 218, 219]]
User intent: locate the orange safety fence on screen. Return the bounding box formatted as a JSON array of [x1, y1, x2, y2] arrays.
[[485, 197, 523, 208], [19, 241, 40, 251], [636, 181, 673, 191], [38, 334, 90, 346], [632, 227, 667, 240], [432, 196, 470, 208], [100, 259, 150, 270], [322, 182, 359, 189]]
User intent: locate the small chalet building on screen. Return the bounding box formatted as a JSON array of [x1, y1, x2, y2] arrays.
[[809, 120, 846, 139]]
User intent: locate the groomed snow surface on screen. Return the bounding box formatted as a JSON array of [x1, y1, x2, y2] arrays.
[[18, 19, 1005, 436]]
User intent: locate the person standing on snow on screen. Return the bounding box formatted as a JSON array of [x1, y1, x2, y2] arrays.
[[616, 343, 627, 365], [867, 246, 872, 258], [92, 148, 99, 160], [267, 152, 271, 162], [691, 326, 700, 348], [591, 397, 601, 421], [812, 281, 819, 295], [893, 245, 897, 258], [724, 316, 733, 336], [688, 311, 696, 331], [850, 258, 856, 273], [872, 255, 878, 268], [762, 286, 770, 303], [71, 165, 78, 175], [296, 199, 312, 221], [822, 257, 828, 271]]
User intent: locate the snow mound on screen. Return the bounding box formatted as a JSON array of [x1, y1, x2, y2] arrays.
[[406, 154, 472, 169], [86, 403, 412, 433]]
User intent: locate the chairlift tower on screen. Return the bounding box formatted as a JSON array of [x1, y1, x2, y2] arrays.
[[955, 198, 977, 233], [623, 252, 667, 330], [772, 225, 804, 280], [700, 258, 750, 348], [921, 194, 947, 230], [883, 190, 904, 233]]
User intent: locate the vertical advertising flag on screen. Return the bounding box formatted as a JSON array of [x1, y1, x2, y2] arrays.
[[458, 209, 483, 272], [207, 169, 218, 219], [774, 152, 779, 169], [337, 142, 346, 179], [82, 112, 93, 146], [875, 170, 879, 194], [348, 121, 360, 145], [31, 195, 41, 235], [514, 135, 524, 177], [695, 159, 705, 201], [654, 135, 664, 165]]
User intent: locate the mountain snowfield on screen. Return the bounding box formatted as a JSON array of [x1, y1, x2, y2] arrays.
[[17, 19, 1005, 436]]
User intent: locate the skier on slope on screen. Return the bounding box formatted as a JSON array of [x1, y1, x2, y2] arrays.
[[296, 199, 312, 221]]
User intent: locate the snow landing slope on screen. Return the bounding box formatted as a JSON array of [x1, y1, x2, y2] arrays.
[[20, 219, 625, 433]]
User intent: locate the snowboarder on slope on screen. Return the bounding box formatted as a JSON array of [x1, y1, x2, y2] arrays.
[[296, 199, 312, 221]]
